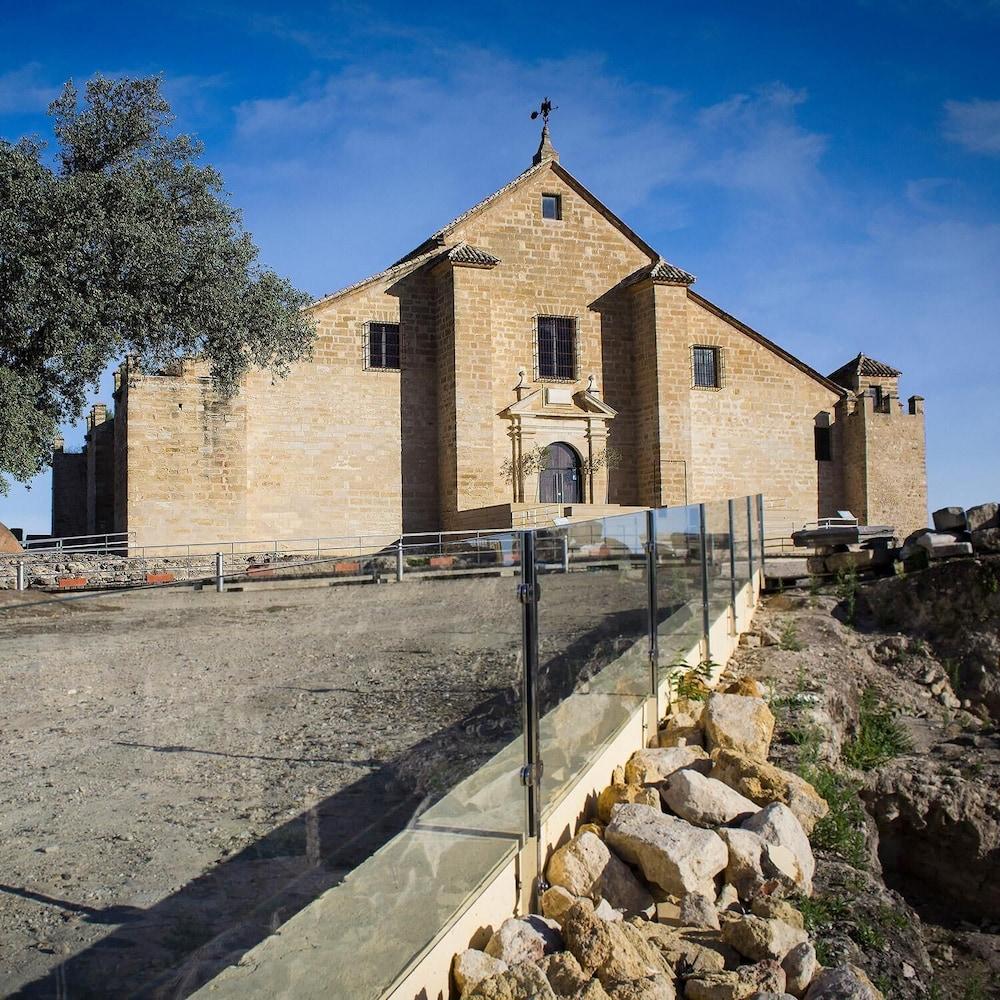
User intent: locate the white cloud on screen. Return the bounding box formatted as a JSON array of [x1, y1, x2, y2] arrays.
[[943, 98, 1000, 155]]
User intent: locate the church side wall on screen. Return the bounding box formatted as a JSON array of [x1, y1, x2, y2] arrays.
[[123, 369, 249, 548], [241, 278, 408, 542], [684, 297, 842, 540]]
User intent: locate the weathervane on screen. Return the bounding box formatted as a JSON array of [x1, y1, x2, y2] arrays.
[[530, 98, 557, 125]]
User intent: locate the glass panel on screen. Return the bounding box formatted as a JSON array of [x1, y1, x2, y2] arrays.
[[733, 496, 752, 592], [654, 503, 705, 677], [533, 512, 649, 819], [0, 534, 524, 998], [703, 498, 733, 627]]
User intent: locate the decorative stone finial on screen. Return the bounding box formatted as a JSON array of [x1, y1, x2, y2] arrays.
[[533, 123, 559, 165]]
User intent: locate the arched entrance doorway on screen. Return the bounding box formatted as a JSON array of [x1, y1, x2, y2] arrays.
[[539, 442, 583, 504]]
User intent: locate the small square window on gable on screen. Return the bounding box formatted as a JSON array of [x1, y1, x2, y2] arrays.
[[365, 322, 400, 371], [541, 193, 562, 221], [692, 346, 723, 389]]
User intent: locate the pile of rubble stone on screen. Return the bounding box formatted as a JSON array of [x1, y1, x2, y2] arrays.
[[901, 502, 1000, 564], [450, 684, 885, 999]]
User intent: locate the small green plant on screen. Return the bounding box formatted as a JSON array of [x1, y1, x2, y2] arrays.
[[910, 637, 926, 656], [835, 565, 860, 624], [944, 657, 962, 690], [779, 621, 805, 652], [675, 658, 717, 702], [800, 763, 868, 867], [842, 688, 913, 770]]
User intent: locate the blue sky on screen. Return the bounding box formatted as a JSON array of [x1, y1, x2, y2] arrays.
[[1, 0, 998, 534]]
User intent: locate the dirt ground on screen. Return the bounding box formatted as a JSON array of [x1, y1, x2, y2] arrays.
[[0, 568, 649, 999]]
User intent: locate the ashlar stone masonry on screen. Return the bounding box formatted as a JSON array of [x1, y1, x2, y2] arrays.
[[53, 126, 928, 548]]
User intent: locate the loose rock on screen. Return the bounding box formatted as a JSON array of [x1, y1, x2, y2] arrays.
[[803, 964, 884, 999], [661, 769, 759, 828], [781, 941, 817, 998], [720, 913, 808, 962], [684, 960, 786, 999], [598, 783, 662, 824], [453, 949, 508, 995], [679, 891, 721, 930], [704, 694, 776, 762], [606, 804, 729, 896], [464, 960, 557, 1000], [709, 750, 828, 835], [538, 951, 589, 996], [626, 746, 712, 785], [484, 915, 562, 965], [742, 804, 815, 896], [546, 831, 655, 917]]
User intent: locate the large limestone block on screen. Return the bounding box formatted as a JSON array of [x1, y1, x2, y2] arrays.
[[803, 964, 884, 999], [598, 783, 662, 824], [932, 507, 967, 532], [540, 884, 577, 926], [453, 950, 508, 995], [720, 913, 808, 962], [916, 532, 974, 558], [751, 897, 805, 931], [626, 746, 711, 785], [742, 804, 815, 896], [464, 960, 557, 1000], [966, 502, 1000, 533], [661, 769, 759, 828], [710, 749, 829, 834], [484, 915, 562, 965], [605, 804, 728, 896], [546, 831, 655, 917], [704, 694, 776, 762]]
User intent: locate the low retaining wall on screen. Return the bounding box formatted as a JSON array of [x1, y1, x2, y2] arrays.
[[192, 570, 761, 1000]]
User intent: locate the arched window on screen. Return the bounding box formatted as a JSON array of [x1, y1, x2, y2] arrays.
[[539, 442, 582, 504]]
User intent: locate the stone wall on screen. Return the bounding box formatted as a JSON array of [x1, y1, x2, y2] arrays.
[[839, 394, 927, 538], [103, 154, 923, 549], [51, 446, 87, 538]]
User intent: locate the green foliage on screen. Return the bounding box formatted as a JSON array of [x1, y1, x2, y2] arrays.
[[0, 75, 315, 493], [779, 621, 805, 651], [842, 688, 913, 771], [944, 657, 962, 689], [674, 658, 717, 703], [801, 763, 868, 867], [835, 566, 860, 624]]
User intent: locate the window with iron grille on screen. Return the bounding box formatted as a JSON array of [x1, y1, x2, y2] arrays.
[[365, 322, 400, 370], [536, 316, 576, 380], [692, 346, 722, 389], [814, 426, 832, 461]]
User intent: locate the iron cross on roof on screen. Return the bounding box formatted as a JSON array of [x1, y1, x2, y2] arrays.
[[530, 98, 557, 124]]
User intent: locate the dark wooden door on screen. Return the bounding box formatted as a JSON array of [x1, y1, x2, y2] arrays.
[[539, 443, 582, 503]]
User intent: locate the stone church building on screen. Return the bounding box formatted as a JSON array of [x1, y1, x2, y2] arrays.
[[52, 126, 928, 548]]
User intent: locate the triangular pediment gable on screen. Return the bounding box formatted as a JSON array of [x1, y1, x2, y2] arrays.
[[502, 387, 618, 419]]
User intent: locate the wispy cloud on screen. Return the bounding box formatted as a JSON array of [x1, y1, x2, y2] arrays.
[[0, 62, 60, 116], [943, 98, 1000, 154]]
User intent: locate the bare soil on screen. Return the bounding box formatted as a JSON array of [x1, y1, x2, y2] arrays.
[[0, 570, 648, 999]]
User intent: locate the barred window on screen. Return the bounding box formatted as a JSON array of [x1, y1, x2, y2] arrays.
[[692, 346, 721, 389], [365, 322, 400, 370], [537, 316, 576, 380]]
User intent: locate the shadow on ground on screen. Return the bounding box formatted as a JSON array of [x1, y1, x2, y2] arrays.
[[10, 603, 655, 1000]]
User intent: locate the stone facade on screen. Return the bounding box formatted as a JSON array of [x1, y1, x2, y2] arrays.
[[50, 130, 929, 547]]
